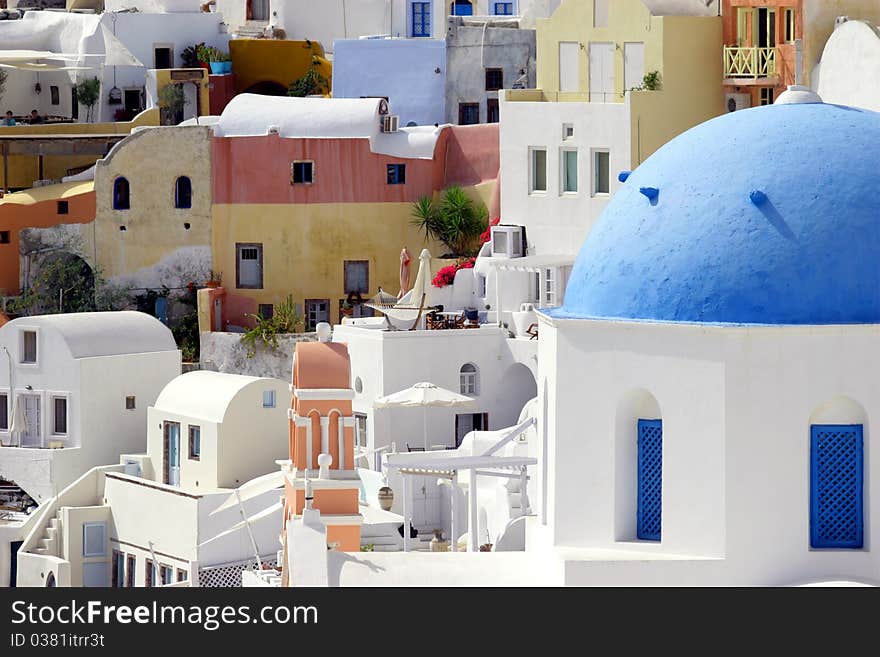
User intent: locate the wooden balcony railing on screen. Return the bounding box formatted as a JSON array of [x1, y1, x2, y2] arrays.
[[724, 46, 777, 78]]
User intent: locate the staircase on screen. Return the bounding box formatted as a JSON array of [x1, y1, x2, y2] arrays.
[[235, 21, 269, 39], [505, 476, 530, 518], [30, 509, 62, 557]]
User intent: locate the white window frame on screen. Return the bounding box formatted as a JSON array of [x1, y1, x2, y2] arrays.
[[82, 522, 107, 557], [263, 389, 276, 408], [355, 413, 368, 448], [291, 160, 315, 185], [560, 147, 579, 195], [529, 147, 548, 195], [19, 327, 39, 366], [152, 42, 175, 69], [542, 267, 558, 307], [459, 363, 478, 396], [591, 148, 611, 197], [49, 392, 70, 436]]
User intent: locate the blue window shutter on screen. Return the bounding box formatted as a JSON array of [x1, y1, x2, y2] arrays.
[[810, 424, 863, 549], [412, 3, 431, 37], [637, 419, 662, 541]]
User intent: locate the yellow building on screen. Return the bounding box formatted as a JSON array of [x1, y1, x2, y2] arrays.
[[78, 124, 214, 290], [0, 110, 159, 192], [229, 39, 332, 96], [498, 0, 725, 256]]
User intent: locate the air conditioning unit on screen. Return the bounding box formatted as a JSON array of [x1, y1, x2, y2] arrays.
[[490, 224, 526, 259], [725, 93, 751, 113], [382, 115, 400, 133]]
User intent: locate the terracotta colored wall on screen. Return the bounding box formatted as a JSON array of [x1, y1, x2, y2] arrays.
[[723, 1, 804, 46], [209, 74, 237, 116], [444, 124, 500, 188], [327, 525, 360, 552], [212, 135, 447, 205], [0, 189, 95, 295], [290, 420, 354, 471]]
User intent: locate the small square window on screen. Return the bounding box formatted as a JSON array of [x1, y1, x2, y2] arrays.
[[125, 396, 136, 410], [459, 103, 480, 125], [563, 123, 574, 140], [485, 68, 504, 91], [83, 522, 107, 557], [258, 304, 274, 320], [263, 389, 276, 408], [57, 200, 69, 215], [291, 161, 314, 185], [0, 232, 9, 245], [387, 164, 406, 185], [344, 260, 369, 294]]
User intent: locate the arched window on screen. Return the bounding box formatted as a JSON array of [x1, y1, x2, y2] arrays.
[[45, 572, 56, 587], [637, 418, 662, 542], [113, 177, 130, 210], [451, 0, 473, 16], [174, 176, 192, 209], [460, 363, 478, 395]]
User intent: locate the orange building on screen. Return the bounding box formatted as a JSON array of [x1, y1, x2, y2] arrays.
[[282, 337, 362, 553], [722, 1, 880, 110], [0, 182, 96, 296]]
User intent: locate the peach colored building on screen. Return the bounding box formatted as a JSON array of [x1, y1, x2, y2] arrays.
[[0, 182, 95, 296], [206, 94, 500, 331], [282, 339, 362, 553]]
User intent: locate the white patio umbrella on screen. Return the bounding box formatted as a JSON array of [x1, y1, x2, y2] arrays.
[[373, 382, 476, 450], [210, 470, 284, 516], [9, 396, 27, 447]]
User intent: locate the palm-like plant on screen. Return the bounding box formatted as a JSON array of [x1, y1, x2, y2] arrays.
[[411, 186, 488, 257]]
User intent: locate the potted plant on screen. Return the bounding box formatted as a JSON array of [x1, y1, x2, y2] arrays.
[[207, 48, 227, 75], [220, 51, 232, 74], [181, 43, 204, 69], [196, 44, 213, 71]]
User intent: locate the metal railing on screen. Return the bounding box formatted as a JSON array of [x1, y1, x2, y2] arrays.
[[724, 46, 777, 78]]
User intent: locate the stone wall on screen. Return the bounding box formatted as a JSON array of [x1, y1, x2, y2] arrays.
[[199, 331, 317, 380]]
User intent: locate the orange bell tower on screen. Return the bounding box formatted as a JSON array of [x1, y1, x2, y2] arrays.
[[282, 325, 362, 552]]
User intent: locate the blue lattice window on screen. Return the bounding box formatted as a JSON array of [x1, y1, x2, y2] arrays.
[[412, 2, 431, 37], [810, 424, 863, 549], [637, 419, 662, 541]]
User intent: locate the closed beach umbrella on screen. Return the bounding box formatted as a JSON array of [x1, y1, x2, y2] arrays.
[[398, 247, 413, 299], [9, 397, 27, 445]]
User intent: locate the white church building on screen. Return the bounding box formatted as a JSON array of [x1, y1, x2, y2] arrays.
[[532, 94, 880, 586]]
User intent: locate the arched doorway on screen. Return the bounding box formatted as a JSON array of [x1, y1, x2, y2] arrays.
[[498, 363, 537, 428], [45, 572, 56, 587], [244, 81, 289, 97], [22, 249, 96, 314]]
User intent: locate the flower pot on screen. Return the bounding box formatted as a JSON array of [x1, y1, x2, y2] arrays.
[[209, 61, 224, 74], [199, 62, 210, 71], [206, 280, 220, 289], [222, 61, 232, 74], [377, 486, 394, 511]]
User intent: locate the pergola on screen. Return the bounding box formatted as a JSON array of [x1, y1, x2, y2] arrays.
[[386, 418, 537, 552], [490, 254, 575, 325], [0, 133, 127, 193]]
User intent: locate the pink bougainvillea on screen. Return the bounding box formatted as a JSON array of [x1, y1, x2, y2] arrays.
[[432, 257, 476, 288]]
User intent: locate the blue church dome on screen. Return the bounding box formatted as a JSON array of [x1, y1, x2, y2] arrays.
[[552, 102, 880, 325]]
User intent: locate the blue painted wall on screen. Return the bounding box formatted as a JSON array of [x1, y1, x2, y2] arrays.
[[552, 103, 880, 325], [332, 38, 446, 128]]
